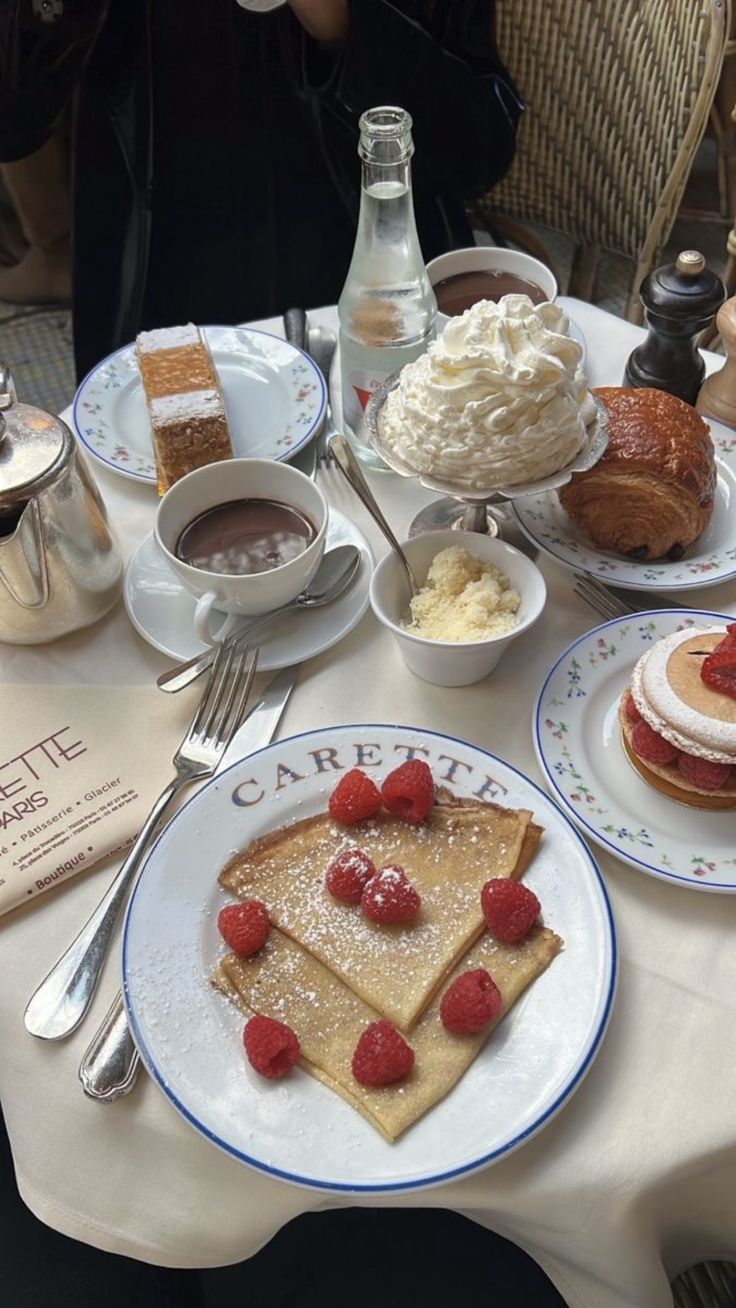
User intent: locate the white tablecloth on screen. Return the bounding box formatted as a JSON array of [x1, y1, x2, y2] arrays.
[[2, 300, 735, 1308]]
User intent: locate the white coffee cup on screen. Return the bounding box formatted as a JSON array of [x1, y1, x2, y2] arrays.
[[426, 246, 558, 331], [155, 458, 328, 645]]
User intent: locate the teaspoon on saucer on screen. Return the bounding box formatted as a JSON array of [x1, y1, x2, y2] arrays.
[[157, 543, 361, 693]]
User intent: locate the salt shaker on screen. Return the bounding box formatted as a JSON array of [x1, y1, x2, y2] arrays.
[[623, 250, 725, 405], [696, 296, 736, 428]]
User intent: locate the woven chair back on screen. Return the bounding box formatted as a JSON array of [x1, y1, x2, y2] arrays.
[[490, 0, 727, 275]]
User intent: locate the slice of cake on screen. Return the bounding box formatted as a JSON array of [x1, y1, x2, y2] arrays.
[[619, 624, 736, 809], [135, 323, 233, 493]]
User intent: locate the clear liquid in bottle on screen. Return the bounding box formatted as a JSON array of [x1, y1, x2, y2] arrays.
[[338, 108, 437, 470]]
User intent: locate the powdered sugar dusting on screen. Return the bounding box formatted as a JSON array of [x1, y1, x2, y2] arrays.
[[220, 806, 526, 1031], [136, 323, 201, 353], [632, 627, 736, 762], [150, 388, 225, 425]]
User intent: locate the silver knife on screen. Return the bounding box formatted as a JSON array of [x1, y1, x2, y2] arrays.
[[78, 664, 300, 1103]]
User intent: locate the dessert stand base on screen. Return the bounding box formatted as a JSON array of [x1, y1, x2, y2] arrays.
[[409, 497, 506, 538]]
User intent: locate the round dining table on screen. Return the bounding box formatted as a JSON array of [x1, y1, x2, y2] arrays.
[[1, 299, 735, 1308]]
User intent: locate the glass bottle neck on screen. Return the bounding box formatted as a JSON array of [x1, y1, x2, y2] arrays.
[[360, 155, 412, 197]]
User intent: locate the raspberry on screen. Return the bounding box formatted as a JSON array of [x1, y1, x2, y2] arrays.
[[701, 646, 736, 700], [351, 1020, 414, 1086], [439, 968, 503, 1034], [328, 769, 382, 824], [361, 864, 421, 924], [481, 878, 540, 943], [624, 693, 642, 723], [631, 719, 679, 766], [243, 1015, 300, 1079], [218, 900, 270, 956], [677, 752, 733, 792], [325, 848, 376, 903], [381, 759, 435, 823]]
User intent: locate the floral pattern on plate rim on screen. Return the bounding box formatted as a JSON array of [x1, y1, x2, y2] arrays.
[[536, 612, 736, 887], [73, 328, 325, 481], [512, 433, 736, 589]]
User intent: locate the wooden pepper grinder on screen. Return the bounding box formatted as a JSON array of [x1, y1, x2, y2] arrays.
[[696, 297, 736, 428], [623, 250, 725, 405]]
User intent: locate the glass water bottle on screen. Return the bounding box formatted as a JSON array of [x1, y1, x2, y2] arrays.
[[338, 106, 437, 469]]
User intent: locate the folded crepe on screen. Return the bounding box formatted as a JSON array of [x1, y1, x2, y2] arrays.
[[219, 799, 541, 1031], [213, 922, 562, 1142]]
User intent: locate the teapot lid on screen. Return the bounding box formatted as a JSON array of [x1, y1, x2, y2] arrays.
[[0, 369, 70, 506]]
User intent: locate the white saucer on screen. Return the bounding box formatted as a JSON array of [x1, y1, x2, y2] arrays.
[[124, 508, 373, 671]]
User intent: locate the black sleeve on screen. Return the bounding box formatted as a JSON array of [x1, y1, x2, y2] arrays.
[[0, 0, 109, 161], [303, 0, 522, 205]]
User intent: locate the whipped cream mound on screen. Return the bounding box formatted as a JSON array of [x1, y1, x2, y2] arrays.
[[402, 546, 520, 642], [631, 627, 736, 763], [379, 295, 596, 490]]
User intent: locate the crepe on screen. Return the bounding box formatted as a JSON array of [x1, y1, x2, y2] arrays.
[[212, 923, 562, 1141], [219, 800, 540, 1031]]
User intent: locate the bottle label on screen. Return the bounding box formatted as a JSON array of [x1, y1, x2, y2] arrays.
[[341, 365, 390, 436]]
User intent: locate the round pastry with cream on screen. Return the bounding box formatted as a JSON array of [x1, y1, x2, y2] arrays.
[[619, 624, 736, 809], [378, 295, 596, 491]]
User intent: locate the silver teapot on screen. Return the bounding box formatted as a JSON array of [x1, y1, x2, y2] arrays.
[[0, 365, 123, 644]]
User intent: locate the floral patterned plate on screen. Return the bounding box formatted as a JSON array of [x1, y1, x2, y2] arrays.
[[511, 420, 736, 591], [534, 609, 736, 892], [72, 326, 327, 485]]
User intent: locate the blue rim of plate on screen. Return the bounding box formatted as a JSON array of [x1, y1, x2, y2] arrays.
[[122, 723, 618, 1194], [71, 326, 327, 485], [533, 609, 736, 891]]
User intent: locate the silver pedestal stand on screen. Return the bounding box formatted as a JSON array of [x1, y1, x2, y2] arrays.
[[364, 382, 609, 538]]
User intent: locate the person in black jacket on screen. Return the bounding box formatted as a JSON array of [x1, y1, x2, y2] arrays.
[[0, 0, 521, 379]]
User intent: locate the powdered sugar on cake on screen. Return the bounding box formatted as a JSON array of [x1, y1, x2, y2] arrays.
[[150, 388, 226, 426], [136, 323, 201, 352], [631, 627, 736, 763]]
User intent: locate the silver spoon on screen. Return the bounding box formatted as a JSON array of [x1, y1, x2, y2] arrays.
[[329, 433, 418, 599], [157, 544, 361, 693]]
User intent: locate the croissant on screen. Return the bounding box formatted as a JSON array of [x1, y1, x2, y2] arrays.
[[558, 387, 716, 561]]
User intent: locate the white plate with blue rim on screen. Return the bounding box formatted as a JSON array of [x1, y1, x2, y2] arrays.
[[123, 724, 616, 1193], [534, 609, 736, 892], [72, 325, 327, 485], [511, 419, 736, 591]]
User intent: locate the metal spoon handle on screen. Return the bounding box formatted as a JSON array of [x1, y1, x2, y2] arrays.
[[79, 990, 140, 1102], [156, 603, 291, 693], [329, 434, 418, 596]]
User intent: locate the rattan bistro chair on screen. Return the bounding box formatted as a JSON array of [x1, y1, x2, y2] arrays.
[[477, 0, 728, 320]]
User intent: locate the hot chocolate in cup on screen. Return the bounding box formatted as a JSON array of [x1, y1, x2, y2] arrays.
[[426, 247, 558, 331], [155, 458, 327, 645]]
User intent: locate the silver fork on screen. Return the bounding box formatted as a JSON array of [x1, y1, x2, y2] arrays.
[[573, 572, 635, 619], [24, 642, 258, 1043]]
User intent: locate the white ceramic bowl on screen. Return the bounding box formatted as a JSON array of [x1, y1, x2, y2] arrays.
[[426, 246, 558, 331], [370, 530, 546, 687], [155, 458, 327, 642]]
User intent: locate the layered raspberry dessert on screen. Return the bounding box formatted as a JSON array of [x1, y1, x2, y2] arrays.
[[378, 295, 596, 490], [619, 624, 736, 809]]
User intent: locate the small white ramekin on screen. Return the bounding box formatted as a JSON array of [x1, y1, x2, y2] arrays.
[[369, 530, 546, 687]]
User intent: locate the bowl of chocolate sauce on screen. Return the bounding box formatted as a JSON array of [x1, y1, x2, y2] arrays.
[[154, 458, 328, 626], [426, 246, 558, 328]]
